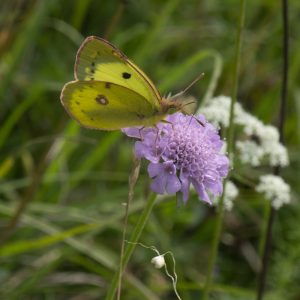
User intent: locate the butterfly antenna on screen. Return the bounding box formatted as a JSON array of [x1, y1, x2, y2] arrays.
[[171, 73, 205, 99], [181, 100, 197, 108]]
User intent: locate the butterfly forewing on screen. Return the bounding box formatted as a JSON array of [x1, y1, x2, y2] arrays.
[[75, 36, 161, 108]]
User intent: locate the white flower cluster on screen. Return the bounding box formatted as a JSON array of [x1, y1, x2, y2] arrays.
[[256, 175, 291, 209], [199, 95, 291, 210], [199, 96, 289, 167], [213, 180, 238, 211], [199, 95, 244, 128]]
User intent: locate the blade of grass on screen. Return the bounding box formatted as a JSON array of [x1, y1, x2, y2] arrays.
[[256, 0, 289, 298], [159, 49, 223, 102], [0, 0, 57, 101], [134, 0, 180, 64], [0, 86, 43, 150], [0, 200, 160, 299], [202, 0, 246, 299]]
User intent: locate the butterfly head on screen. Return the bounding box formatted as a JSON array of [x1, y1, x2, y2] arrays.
[[161, 73, 204, 116], [161, 95, 197, 116]]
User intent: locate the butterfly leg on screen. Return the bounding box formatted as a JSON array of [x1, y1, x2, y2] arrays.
[[160, 119, 175, 130], [186, 114, 205, 128], [191, 115, 205, 127], [153, 125, 160, 156], [138, 127, 145, 141], [191, 114, 205, 127]]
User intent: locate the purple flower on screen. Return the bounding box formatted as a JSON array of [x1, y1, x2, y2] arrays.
[[122, 113, 229, 204]]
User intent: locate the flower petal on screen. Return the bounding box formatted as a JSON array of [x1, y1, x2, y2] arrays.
[[148, 163, 162, 178], [150, 175, 166, 194], [165, 174, 181, 194], [180, 172, 191, 203], [135, 142, 159, 162], [121, 127, 142, 138], [192, 179, 211, 204]]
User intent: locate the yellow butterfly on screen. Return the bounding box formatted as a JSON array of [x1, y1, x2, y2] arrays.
[[60, 36, 197, 130]]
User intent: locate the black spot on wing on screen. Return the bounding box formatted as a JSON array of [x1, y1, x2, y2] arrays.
[[105, 82, 111, 89], [90, 62, 96, 76], [122, 72, 131, 79]]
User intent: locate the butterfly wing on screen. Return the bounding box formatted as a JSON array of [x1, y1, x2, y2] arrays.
[[75, 36, 162, 108], [60, 81, 163, 130]]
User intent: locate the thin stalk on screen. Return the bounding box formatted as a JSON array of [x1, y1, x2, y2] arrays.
[[258, 202, 272, 257], [256, 207, 276, 300], [104, 0, 127, 40], [117, 155, 141, 300], [227, 0, 246, 160], [105, 193, 157, 300], [256, 0, 289, 299], [202, 0, 246, 299], [202, 189, 225, 300]]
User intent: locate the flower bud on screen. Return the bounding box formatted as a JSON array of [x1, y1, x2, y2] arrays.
[[151, 255, 165, 269]]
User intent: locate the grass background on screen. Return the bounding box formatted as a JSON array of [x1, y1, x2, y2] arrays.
[[0, 0, 299, 299]]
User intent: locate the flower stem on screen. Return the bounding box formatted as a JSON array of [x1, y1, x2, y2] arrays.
[[258, 201, 272, 257], [256, 1, 289, 299], [104, 0, 127, 40], [227, 0, 246, 159], [202, 191, 225, 300], [202, 0, 246, 299], [117, 155, 141, 300], [256, 206, 276, 300], [105, 193, 157, 300]]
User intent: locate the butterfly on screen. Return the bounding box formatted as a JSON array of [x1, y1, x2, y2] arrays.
[[60, 36, 198, 130]]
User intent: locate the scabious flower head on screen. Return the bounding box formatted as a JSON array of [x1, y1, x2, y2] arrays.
[[122, 113, 229, 204], [256, 174, 291, 209]]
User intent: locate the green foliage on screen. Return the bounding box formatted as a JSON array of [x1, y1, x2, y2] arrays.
[[0, 0, 299, 299]]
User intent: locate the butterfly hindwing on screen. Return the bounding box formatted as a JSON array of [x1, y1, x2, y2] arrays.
[[75, 36, 161, 108], [61, 81, 162, 130]]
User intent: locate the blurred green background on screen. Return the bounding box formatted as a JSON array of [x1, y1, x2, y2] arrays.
[[0, 0, 299, 299]]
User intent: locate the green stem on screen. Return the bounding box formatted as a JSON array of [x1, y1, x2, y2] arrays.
[[256, 0, 289, 298], [202, 190, 225, 300], [117, 156, 141, 300], [202, 0, 246, 299], [104, 0, 127, 40], [258, 201, 271, 257], [105, 193, 157, 300], [227, 0, 246, 160]]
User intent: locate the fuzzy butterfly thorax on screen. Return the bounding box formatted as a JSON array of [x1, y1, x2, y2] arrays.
[[160, 98, 180, 115], [60, 36, 196, 130]]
